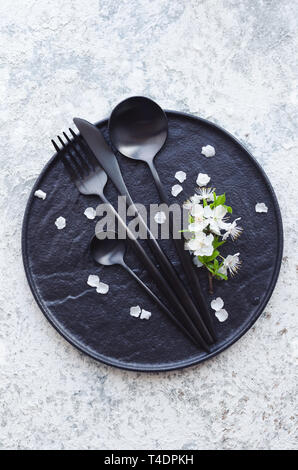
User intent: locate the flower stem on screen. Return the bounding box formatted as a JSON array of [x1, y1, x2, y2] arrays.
[[208, 271, 214, 294]]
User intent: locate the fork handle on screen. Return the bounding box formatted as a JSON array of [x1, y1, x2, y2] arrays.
[[99, 193, 209, 351]]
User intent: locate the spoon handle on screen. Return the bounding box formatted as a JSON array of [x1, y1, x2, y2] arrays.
[[147, 160, 216, 339], [99, 193, 209, 351], [122, 263, 198, 346]]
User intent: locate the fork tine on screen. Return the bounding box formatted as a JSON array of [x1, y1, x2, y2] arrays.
[[69, 127, 99, 169], [57, 135, 67, 149], [52, 139, 60, 154], [57, 132, 86, 178], [69, 128, 77, 140], [52, 137, 78, 183], [74, 132, 101, 171], [64, 129, 91, 176]]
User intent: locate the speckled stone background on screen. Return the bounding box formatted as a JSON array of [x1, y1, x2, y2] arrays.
[[0, 0, 297, 450]]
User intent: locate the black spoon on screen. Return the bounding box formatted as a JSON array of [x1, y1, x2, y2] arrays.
[[109, 96, 216, 338], [90, 231, 199, 346]]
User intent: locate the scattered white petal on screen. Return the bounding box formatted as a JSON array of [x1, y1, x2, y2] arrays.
[[196, 173, 211, 187], [215, 309, 229, 322], [211, 297, 224, 311], [84, 207, 96, 220], [140, 309, 151, 320], [175, 171, 187, 183], [193, 256, 203, 267], [96, 282, 109, 294], [201, 145, 215, 158], [34, 189, 47, 200], [55, 216, 66, 230], [130, 306, 141, 318], [154, 211, 167, 224], [87, 274, 100, 288], [171, 184, 183, 197], [255, 202, 268, 213]]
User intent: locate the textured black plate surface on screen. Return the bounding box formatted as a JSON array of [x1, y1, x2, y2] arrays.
[[22, 111, 283, 372]]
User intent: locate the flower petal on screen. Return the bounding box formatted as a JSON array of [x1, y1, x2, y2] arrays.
[[211, 297, 224, 311], [201, 145, 215, 158], [196, 173, 211, 187], [140, 309, 151, 320], [193, 256, 203, 267], [175, 171, 187, 183], [130, 306, 141, 318], [215, 309, 229, 322], [154, 211, 167, 224], [84, 207, 96, 220], [96, 282, 109, 294], [255, 202, 268, 213], [55, 216, 66, 230], [34, 189, 47, 200], [171, 184, 183, 197], [87, 274, 100, 288]]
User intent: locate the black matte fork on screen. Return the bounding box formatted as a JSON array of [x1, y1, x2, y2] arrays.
[[52, 131, 210, 351]]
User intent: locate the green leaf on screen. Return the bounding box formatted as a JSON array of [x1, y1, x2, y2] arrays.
[[216, 272, 228, 280], [210, 192, 217, 209], [199, 250, 219, 264], [215, 193, 226, 206], [206, 264, 215, 274], [223, 204, 233, 214], [203, 198, 207, 207], [213, 238, 226, 249]]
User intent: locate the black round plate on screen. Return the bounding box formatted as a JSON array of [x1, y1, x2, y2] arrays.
[[22, 111, 283, 372]]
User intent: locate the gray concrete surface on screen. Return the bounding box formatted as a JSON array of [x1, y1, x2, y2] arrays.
[[0, 0, 297, 450]]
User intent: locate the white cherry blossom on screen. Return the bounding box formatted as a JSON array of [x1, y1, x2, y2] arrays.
[[204, 205, 231, 235], [223, 253, 241, 276], [222, 217, 243, 240], [186, 232, 214, 257]]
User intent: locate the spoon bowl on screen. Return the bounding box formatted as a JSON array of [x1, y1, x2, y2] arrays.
[[109, 96, 168, 162], [90, 231, 126, 267]]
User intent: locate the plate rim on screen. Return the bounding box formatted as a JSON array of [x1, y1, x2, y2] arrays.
[[21, 110, 284, 372]]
